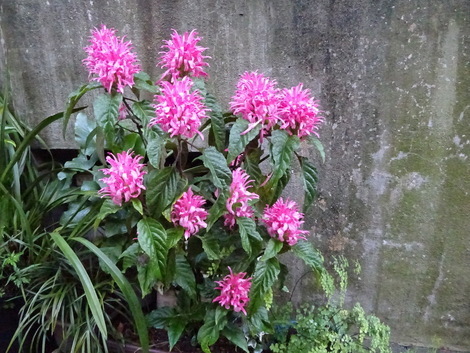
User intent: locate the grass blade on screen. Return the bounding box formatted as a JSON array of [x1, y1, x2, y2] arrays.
[[50, 232, 108, 341], [74, 237, 150, 353]]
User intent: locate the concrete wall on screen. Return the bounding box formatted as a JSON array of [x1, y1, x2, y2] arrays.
[[1, 0, 469, 350]]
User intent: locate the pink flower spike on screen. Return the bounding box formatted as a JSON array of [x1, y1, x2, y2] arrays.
[[230, 72, 280, 136], [262, 198, 309, 246], [83, 25, 140, 93], [278, 83, 323, 138], [171, 188, 208, 239], [213, 267, 252, 315], [224, 168, 259, 229], [150, 77, 209, 139], [99, 150, 147, 206], [159, 29, 210, 81]]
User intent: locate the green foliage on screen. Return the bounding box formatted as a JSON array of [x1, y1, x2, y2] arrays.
[[269, 258, 391, 353]]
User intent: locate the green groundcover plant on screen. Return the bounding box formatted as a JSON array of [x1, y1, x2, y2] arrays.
[[7, 24, 391, 353]]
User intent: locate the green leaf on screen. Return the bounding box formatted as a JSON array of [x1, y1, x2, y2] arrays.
[[122, 133, 145, 157], [174, 254, 196, 298], [74, 237, 150, 353], [133, 72, 159, 94], [222, 324, 249, 353], [132, 100, 155, 127], [249, 258, 280, 313], [244, 148, 263, 184], [292, 241, 324, 273], [307, 135, 326, 163], [197, 310, 221, 353], [137, 218, 168, 281], [214, 306, 227, 327], [197, 147, 231, 189], [146, 130, 164, 168], [137, 258, 160, 297], [236, 217, 262, 256], [74, 112, 97, 155], [93, 93, 122, 147], [261, 239, 283, 261], [300, 157, 318, 213], [201, 235, 221, 260], [120, 243, 140, 271], [146, 307, 174, 329], [168, 318, 186, 351], [94, 198, 120, 227], [227, 119, 262, 163], [206, 191, 228, 230], [270, 130, 300, 183], [209, 110, 226, 152], [146, 167, 180, 218], [50, 232, 108, 341], [166, 227, 184, 249], [63, 81, 101, 137], [131, 198, 144, 215]]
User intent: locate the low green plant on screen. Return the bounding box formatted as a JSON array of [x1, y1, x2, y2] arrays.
[[269, 257, 391, 353]]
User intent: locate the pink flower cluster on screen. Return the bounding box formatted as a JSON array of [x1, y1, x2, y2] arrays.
[[213, 267, 252, 315], [171, 188, 208, 239], [99, 150, 147, 206], [224, 168, 259, 228], [159, 29, 210, 81], [230, 72, 279, 136], [83, 25, 140, 93], [150, 77, 209, 139], [263, 198, 308, 246], [278, 84, 323, 138], [230, 72, 322, 138]]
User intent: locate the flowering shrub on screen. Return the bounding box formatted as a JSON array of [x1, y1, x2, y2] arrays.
[[60, 25, 326, 353]]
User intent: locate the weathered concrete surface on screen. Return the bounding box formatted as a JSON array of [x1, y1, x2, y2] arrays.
[[1, 0, 469, 350]]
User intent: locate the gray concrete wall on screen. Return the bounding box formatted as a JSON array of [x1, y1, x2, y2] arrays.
[[1, 0, 469, 350]]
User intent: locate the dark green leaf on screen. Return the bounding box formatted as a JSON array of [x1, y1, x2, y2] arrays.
[[93, 93, 122, 147], [120, 243, 140, 271], [307, 135, 325, 163], [197, 147, 231, 189], [270, 130, 299, 183], [292, 241, 324, 273], [146, 167, 180, 218], [166, 227, 184, 249], [138, 257, 160, 297], [222, 324, 249, 353], [206, 194, 228, 231], [147, 130, 164, 168], [94, 198, 120, 227], [132, 100, 155, 127], [201, 235, 221, 260], [146, 307, 174, 329], [261, 239, 283, 261], [197, 310, 221, 353], [174, 254, 196, 298], [244, 148, 263, 185], [227, 119, 262, 163], [137, 218, 168, 281], [74, 112, 96, 155], [168, 318, 186, 350], [214, 306, 228, 328], [249, 258, 280, 313], [209, 110, 226, 152], [301, 157, 318, 213], [237, 217, 262, 256], [133, 72, 159, 94], [123, 133, 146, 157]]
